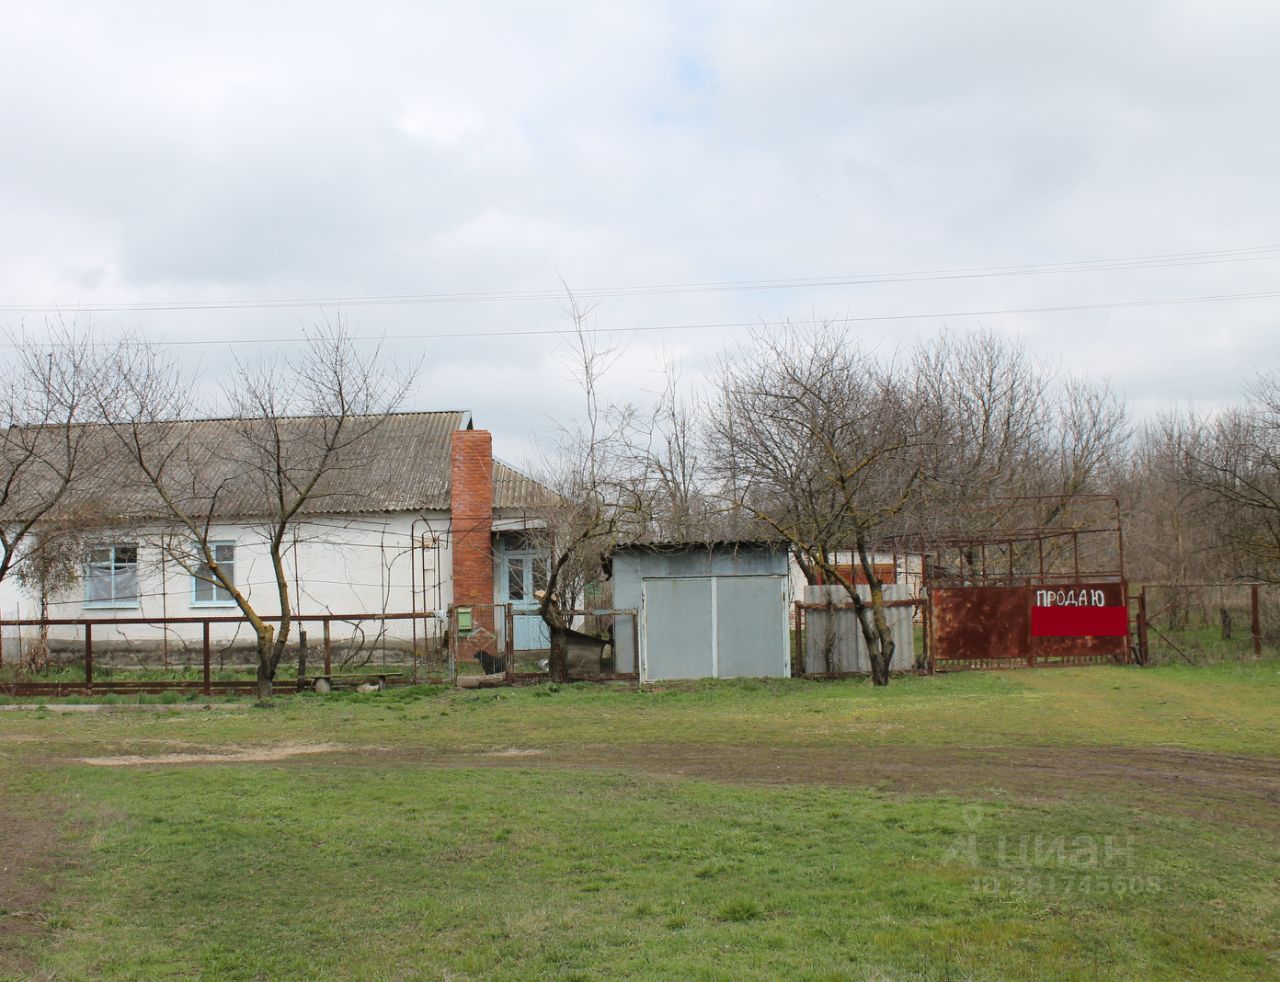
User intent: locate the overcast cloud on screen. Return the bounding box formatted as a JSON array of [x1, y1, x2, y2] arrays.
[[3, 1, 1279, 462]]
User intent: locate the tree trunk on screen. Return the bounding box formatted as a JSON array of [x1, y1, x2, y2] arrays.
[[868, 590, 896, 686], [548, 624, 569, 683], [256, 662, 273, 700], [255, 624, 276, 699], [856, 535, 895, 686], [540, 592, 571, 683]]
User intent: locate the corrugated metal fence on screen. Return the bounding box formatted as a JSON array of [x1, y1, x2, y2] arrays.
[[795, 584, 919, 676]]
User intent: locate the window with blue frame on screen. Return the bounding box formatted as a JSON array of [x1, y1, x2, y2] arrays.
[[192, 542, 236, 605], [84, 543, 140, 608]]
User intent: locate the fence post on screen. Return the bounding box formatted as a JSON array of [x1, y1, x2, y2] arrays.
[[411, 614, 420, 684], [1251, 585, 1262, 658], [792, 601, 802, 677], [504, 605, 515, 681], [84, 622, 93, 694], [631, 610, 639, 680], [297, 628, 308, 691], [0, 616, 4, 669], [323, 619, 332, 677], [1137, 588, 1149, 665], [202, 620, 212, 696], [919, 598, 931, 674]]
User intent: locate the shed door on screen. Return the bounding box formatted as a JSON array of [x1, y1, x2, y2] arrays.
[[641, 577, 714, 681], [641, 575, 788, 681], [715, 575, 788, 678]]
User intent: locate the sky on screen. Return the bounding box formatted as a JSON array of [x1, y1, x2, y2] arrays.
[[2, 1, 1279, 464]]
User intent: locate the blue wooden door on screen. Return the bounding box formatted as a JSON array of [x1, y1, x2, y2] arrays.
[[502, 551, 551, 650]]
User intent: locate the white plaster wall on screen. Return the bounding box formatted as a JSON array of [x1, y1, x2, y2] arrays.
[[19, 511, 455, 622]]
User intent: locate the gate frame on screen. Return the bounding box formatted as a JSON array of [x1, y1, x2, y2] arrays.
[[914, 495, 1131, 671]]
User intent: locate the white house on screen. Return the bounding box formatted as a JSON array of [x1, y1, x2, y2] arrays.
[[1, 411, 551, 659]]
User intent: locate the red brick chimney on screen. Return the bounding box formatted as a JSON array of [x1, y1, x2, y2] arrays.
[[450, 426, 495, 654]]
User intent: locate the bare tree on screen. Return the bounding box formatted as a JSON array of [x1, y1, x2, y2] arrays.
[[1170, 371, 1280, 582], [706, 323, 936, 685], [619, 356, 726, 542], [12, 503, 104, 670], [100, 324, 413, 697], [913, 328, 1127, 541], [525, 293, 647, 682], [0, 321, 104, 595]]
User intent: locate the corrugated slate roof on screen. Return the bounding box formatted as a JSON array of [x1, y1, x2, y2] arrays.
[[11, 411, 547, 519], [493, 459, 558, 511]]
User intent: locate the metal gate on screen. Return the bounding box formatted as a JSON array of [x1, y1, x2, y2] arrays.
[[929, 581, 1130, 669], [919, 499, 1132, 670]]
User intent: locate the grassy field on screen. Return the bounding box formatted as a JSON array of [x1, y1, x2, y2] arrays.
[[1, 662, 1278, 980]]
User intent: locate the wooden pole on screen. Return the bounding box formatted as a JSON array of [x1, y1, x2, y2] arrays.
[[84, 622, 93, 694], [202, 620, 212, 696], [323, 619, 332, 676], [792, 600, 803, 676], [1251, 585, 1262, 658], [1137, 588, 1150, 665], [924, 594, 935, 674], [505, 605, 515, 680]]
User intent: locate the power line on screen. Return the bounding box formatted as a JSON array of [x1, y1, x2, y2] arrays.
[[8, 285, 1278, 349], [1, 245, 1277, 315]]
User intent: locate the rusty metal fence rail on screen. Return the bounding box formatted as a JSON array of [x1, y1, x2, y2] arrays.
[[0, 611, 443, 697], [0, 603, 650, 697]]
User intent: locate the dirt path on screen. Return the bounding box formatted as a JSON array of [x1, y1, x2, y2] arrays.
[[413, 743, 1280, 831], [45, 738, 1280, 832]]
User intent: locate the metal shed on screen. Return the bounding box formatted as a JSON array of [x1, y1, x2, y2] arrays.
[[611, 541, 791, 682]]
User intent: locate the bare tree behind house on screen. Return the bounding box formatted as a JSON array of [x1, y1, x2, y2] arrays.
[[913, 328, 1128, 544], [0, 321, 104, 597], [706, 323, 937, 685], [100, 323, 414, 697]]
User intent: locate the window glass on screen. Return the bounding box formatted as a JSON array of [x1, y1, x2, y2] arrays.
[[532, 556, 550, 595], [193, 542, 235, 604], [507, 557, 525, 601], [85, 547, 114, 604], [85, 544, 139, 607]]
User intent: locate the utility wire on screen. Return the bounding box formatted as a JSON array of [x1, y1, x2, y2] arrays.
[[1, 245, 1277, 314], [8, 286, 1278, 348]]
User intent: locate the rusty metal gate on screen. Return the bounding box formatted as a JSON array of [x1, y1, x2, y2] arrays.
[[919, 496, 1132, 670], [929, 582, 1130, 669]]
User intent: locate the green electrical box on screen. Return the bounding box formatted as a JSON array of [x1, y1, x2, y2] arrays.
[[456, 607, 473, 636]]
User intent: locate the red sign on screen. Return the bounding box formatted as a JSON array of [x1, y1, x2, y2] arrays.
[[1031, 605, 1129, 637]]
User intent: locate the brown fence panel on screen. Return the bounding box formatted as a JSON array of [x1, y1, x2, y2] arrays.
[[931, 587, 1030, 666]]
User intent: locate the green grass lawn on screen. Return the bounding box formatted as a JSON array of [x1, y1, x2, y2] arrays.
[[2, 662, 1279, 980]]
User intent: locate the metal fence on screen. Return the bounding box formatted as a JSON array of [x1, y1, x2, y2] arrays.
[[459, 606, 638, 682], [0, 605, 640, 696], [0, 611, 443, 696], [793, 585, 923, 676], [1132, 583, 1277, 665]]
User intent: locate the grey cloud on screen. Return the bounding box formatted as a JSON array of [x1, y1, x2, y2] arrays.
[[1, 0, 1279, 453]]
